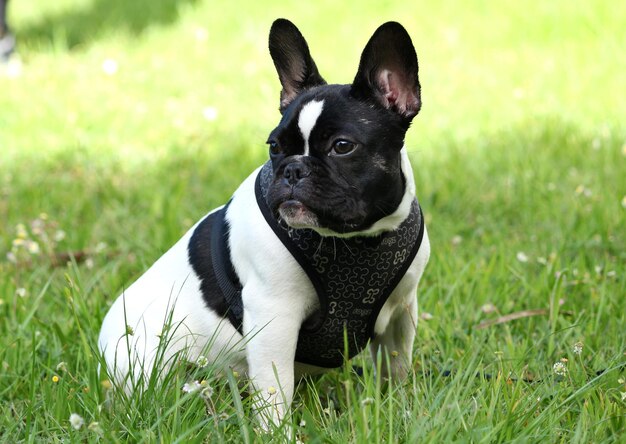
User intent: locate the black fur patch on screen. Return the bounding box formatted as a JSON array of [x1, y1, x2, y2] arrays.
[[187, 212, 230, 318]]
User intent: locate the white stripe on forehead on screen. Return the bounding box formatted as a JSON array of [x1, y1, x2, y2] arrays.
[[297, 100, 324, 155]]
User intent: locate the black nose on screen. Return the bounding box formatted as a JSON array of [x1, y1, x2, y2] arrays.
[[283, 162, 311, 185]]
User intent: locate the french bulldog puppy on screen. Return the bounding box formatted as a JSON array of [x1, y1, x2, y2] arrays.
[[98, 18, 430, 427]]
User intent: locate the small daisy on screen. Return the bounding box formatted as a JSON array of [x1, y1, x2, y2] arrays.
[[360, 397, 375, 406], [553, 361, 567, 377], [267, 386, 277, 395], [27, 240, 40, 255], [195, 355, 209, 368], [516, 252, 529, 263], [573, 342, 583, 355], [69, 413, 84, 430], [15, 288, 27, 298]]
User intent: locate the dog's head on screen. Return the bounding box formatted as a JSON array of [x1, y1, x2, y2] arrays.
[[266, 19, 421, 236]]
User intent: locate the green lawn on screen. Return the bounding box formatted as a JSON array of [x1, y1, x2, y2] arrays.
[[1, 0, 625, 442]]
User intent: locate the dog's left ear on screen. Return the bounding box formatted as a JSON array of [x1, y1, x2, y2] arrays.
[[351, 22, 421, 119], [269, 19, 327, 112]]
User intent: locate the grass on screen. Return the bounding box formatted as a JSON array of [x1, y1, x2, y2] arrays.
[[1, 0, 625, 442]]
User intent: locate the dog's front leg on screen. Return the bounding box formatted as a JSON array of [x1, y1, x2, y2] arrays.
[[370, 293, 418, 382], [242, 283, 302, 430]]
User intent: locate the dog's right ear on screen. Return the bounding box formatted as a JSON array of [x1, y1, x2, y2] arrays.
[[269, 19, 326, 112]]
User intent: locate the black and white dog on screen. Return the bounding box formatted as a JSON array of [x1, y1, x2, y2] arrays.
[[99, 19, 430, 426]]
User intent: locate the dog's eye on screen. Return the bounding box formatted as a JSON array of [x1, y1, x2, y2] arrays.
[[267, 140, 281, 155], [330, 139, 357, 156]]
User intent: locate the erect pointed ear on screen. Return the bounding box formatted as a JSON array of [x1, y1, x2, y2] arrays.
[[351, 22, 421, 119], [269, 19, 327, 112]]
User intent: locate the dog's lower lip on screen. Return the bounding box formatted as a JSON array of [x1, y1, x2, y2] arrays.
[[278, 200, 320, 228]]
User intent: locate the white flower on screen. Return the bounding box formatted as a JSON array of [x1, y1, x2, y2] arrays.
[[481, 303, 496, 314], [195, 355, 209, 368], [516, 252, 529, 263], [69, 413, 84, 430], [15, 288, 27, 298], [267, 386, 277, 395], [182, 380, 202, 394], [360, 397, 375, 406], [420, 312, 433, 320], [27, 240, 40, 255], [573, 342, 583, 355], [54, 230, 66, 242], [553, 361, 567, 376], [621, 392, 626, 402], [451, 235, 462, 246]]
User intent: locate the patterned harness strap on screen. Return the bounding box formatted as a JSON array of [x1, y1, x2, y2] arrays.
[[209, 161, 424, 368]]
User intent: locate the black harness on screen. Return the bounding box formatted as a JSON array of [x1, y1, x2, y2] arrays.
[[209, 161, 425, 368]]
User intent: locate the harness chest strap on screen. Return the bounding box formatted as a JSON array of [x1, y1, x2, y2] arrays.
[[211, 161, 424, 368]]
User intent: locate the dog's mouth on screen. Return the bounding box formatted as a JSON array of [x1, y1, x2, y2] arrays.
[[278, 200, 320, 229]]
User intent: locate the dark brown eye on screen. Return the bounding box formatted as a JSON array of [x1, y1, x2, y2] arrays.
[[268, 140, 281, 155], [330, 139, 357, 156]]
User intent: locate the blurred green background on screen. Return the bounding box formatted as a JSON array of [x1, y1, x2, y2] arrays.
[[1, 0, 625, 441]]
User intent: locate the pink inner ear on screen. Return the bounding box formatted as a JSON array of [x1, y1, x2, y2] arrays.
[[377, 69, 419, 117]]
